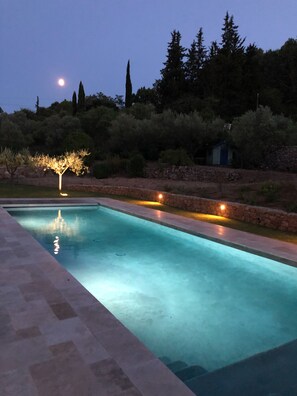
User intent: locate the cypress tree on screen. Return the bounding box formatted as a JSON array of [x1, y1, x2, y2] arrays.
[[78, 81, 86, 112], [125, 60, 133, 108], [35, 96, 40, 114], [72, 91, 77, 115]]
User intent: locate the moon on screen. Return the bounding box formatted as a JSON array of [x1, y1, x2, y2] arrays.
[[58, 78, 65, 87]]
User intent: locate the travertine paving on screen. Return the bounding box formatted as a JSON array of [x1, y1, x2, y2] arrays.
[[0, 197, 296, 396]]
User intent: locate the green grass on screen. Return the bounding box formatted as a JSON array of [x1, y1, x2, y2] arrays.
[[0, 182, 296, 245], [0, 182, 100, 198]]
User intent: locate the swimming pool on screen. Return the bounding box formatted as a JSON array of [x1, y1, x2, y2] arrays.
[[9, 205, 297, 375]]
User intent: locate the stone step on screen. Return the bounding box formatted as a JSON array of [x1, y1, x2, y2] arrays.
[[159, 356, 171, 365], [175, 365, 208, 382], [166, 360, 188, 373], [185, 339, 297, 396]]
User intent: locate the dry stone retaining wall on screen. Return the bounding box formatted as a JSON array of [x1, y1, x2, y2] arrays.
[[145, 164, 297, 183], [145, 165, 242, 182], [65, 183, 297, 233]]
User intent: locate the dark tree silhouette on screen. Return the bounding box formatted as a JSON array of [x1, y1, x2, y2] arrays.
[[78, 81, 86, 112], [125, 60, 133, 108], [72, 91, 77, 115], [157, 30, 186, 107]]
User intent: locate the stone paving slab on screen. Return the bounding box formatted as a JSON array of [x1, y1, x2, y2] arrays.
[[1, 197, 297, 396]]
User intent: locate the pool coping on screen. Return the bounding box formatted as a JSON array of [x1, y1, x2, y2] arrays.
[[1, 197, 297, 395], [98, 198, 297, 268]]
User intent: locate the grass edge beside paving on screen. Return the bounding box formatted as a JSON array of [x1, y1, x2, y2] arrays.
[[1, 182, 296, 245]]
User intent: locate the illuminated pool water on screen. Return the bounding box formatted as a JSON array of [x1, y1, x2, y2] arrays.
[[9, 205, 297, 373]]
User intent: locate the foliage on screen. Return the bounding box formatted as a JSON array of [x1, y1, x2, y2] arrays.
[[0, 148, 30, 180], [37, 115, 84, 152], [33, 150, 89, 191], [79, 106, 117, 150], [134, 86, 159, 107], [125, 103, 155, 120], [258, 181, 280, 202], [108, 110, 224, 161], [63, 131, 94, 151], [85, 92, 118, 110], [72, 91, 77, 115], [92, 156, 127, 179], [157, 30, 186, 107], [185, 28, 207, 95], [159, 149, 193, 166], [0, 116, 26, 150], [78, 81, 86, 112], [230, 106, 290, 168], [125, 60, 133, 108], [286, 202, 297, 213], [126, 153, 145, 177], [92, 162, 111, 179]]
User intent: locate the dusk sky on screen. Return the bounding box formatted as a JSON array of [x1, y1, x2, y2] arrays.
[[1, 0, 297, 113]]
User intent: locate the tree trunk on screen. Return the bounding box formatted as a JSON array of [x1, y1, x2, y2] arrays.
[[58, 174, 62, 191]]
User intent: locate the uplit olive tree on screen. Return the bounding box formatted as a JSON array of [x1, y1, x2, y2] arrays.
[[34, 150, 89, 192]]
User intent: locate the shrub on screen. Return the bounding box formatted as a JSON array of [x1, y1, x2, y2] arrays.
[[286, 202, 297, 213], [106, 156, 128, 175], [92, 162, 112, 179], [92, 156, 128, 179], [259, 181, 280, 202], [127, 154, 145, 177], [159, 149, 193, 166]]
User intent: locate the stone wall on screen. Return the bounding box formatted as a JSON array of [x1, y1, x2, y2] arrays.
[[145, 163, 297, 183], [145, 165, 242, 182], [266, 146, 297, 172], [64, 183, 297, 233]]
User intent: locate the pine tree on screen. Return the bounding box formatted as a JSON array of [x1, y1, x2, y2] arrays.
[[209, 41, 219, 58], [125, 60, 133, 108], [242, 44, 263, 111], [196, 28, 207, 70], [158, 30, 186, 106], [78, 81, 86, 112], [220, 12, 245, 55], [72, 91, 77, 115], [185, 41, 198, 84], [206, 13, 246, 118], [185, 28, 207, 96]]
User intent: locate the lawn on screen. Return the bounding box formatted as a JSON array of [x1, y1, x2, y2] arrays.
[[0, 182, 296, 245], [0, 182, 100, 198]]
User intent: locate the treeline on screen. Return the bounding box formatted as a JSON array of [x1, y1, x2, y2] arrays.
[[147, 12, 297, 120], [1, 12, 297, 170], [1, 101, 297, 169]]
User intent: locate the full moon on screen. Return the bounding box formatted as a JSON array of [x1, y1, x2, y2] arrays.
[[58, 78, 65, 87]]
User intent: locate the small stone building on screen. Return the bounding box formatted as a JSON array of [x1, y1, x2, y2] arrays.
[[207, 141, 234, 166]]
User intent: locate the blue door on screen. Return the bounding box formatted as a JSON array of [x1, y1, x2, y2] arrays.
[[220, 147, 228, 165]]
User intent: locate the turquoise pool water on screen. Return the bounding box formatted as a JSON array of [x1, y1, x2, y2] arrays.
[[9, 205, 297, 372]]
